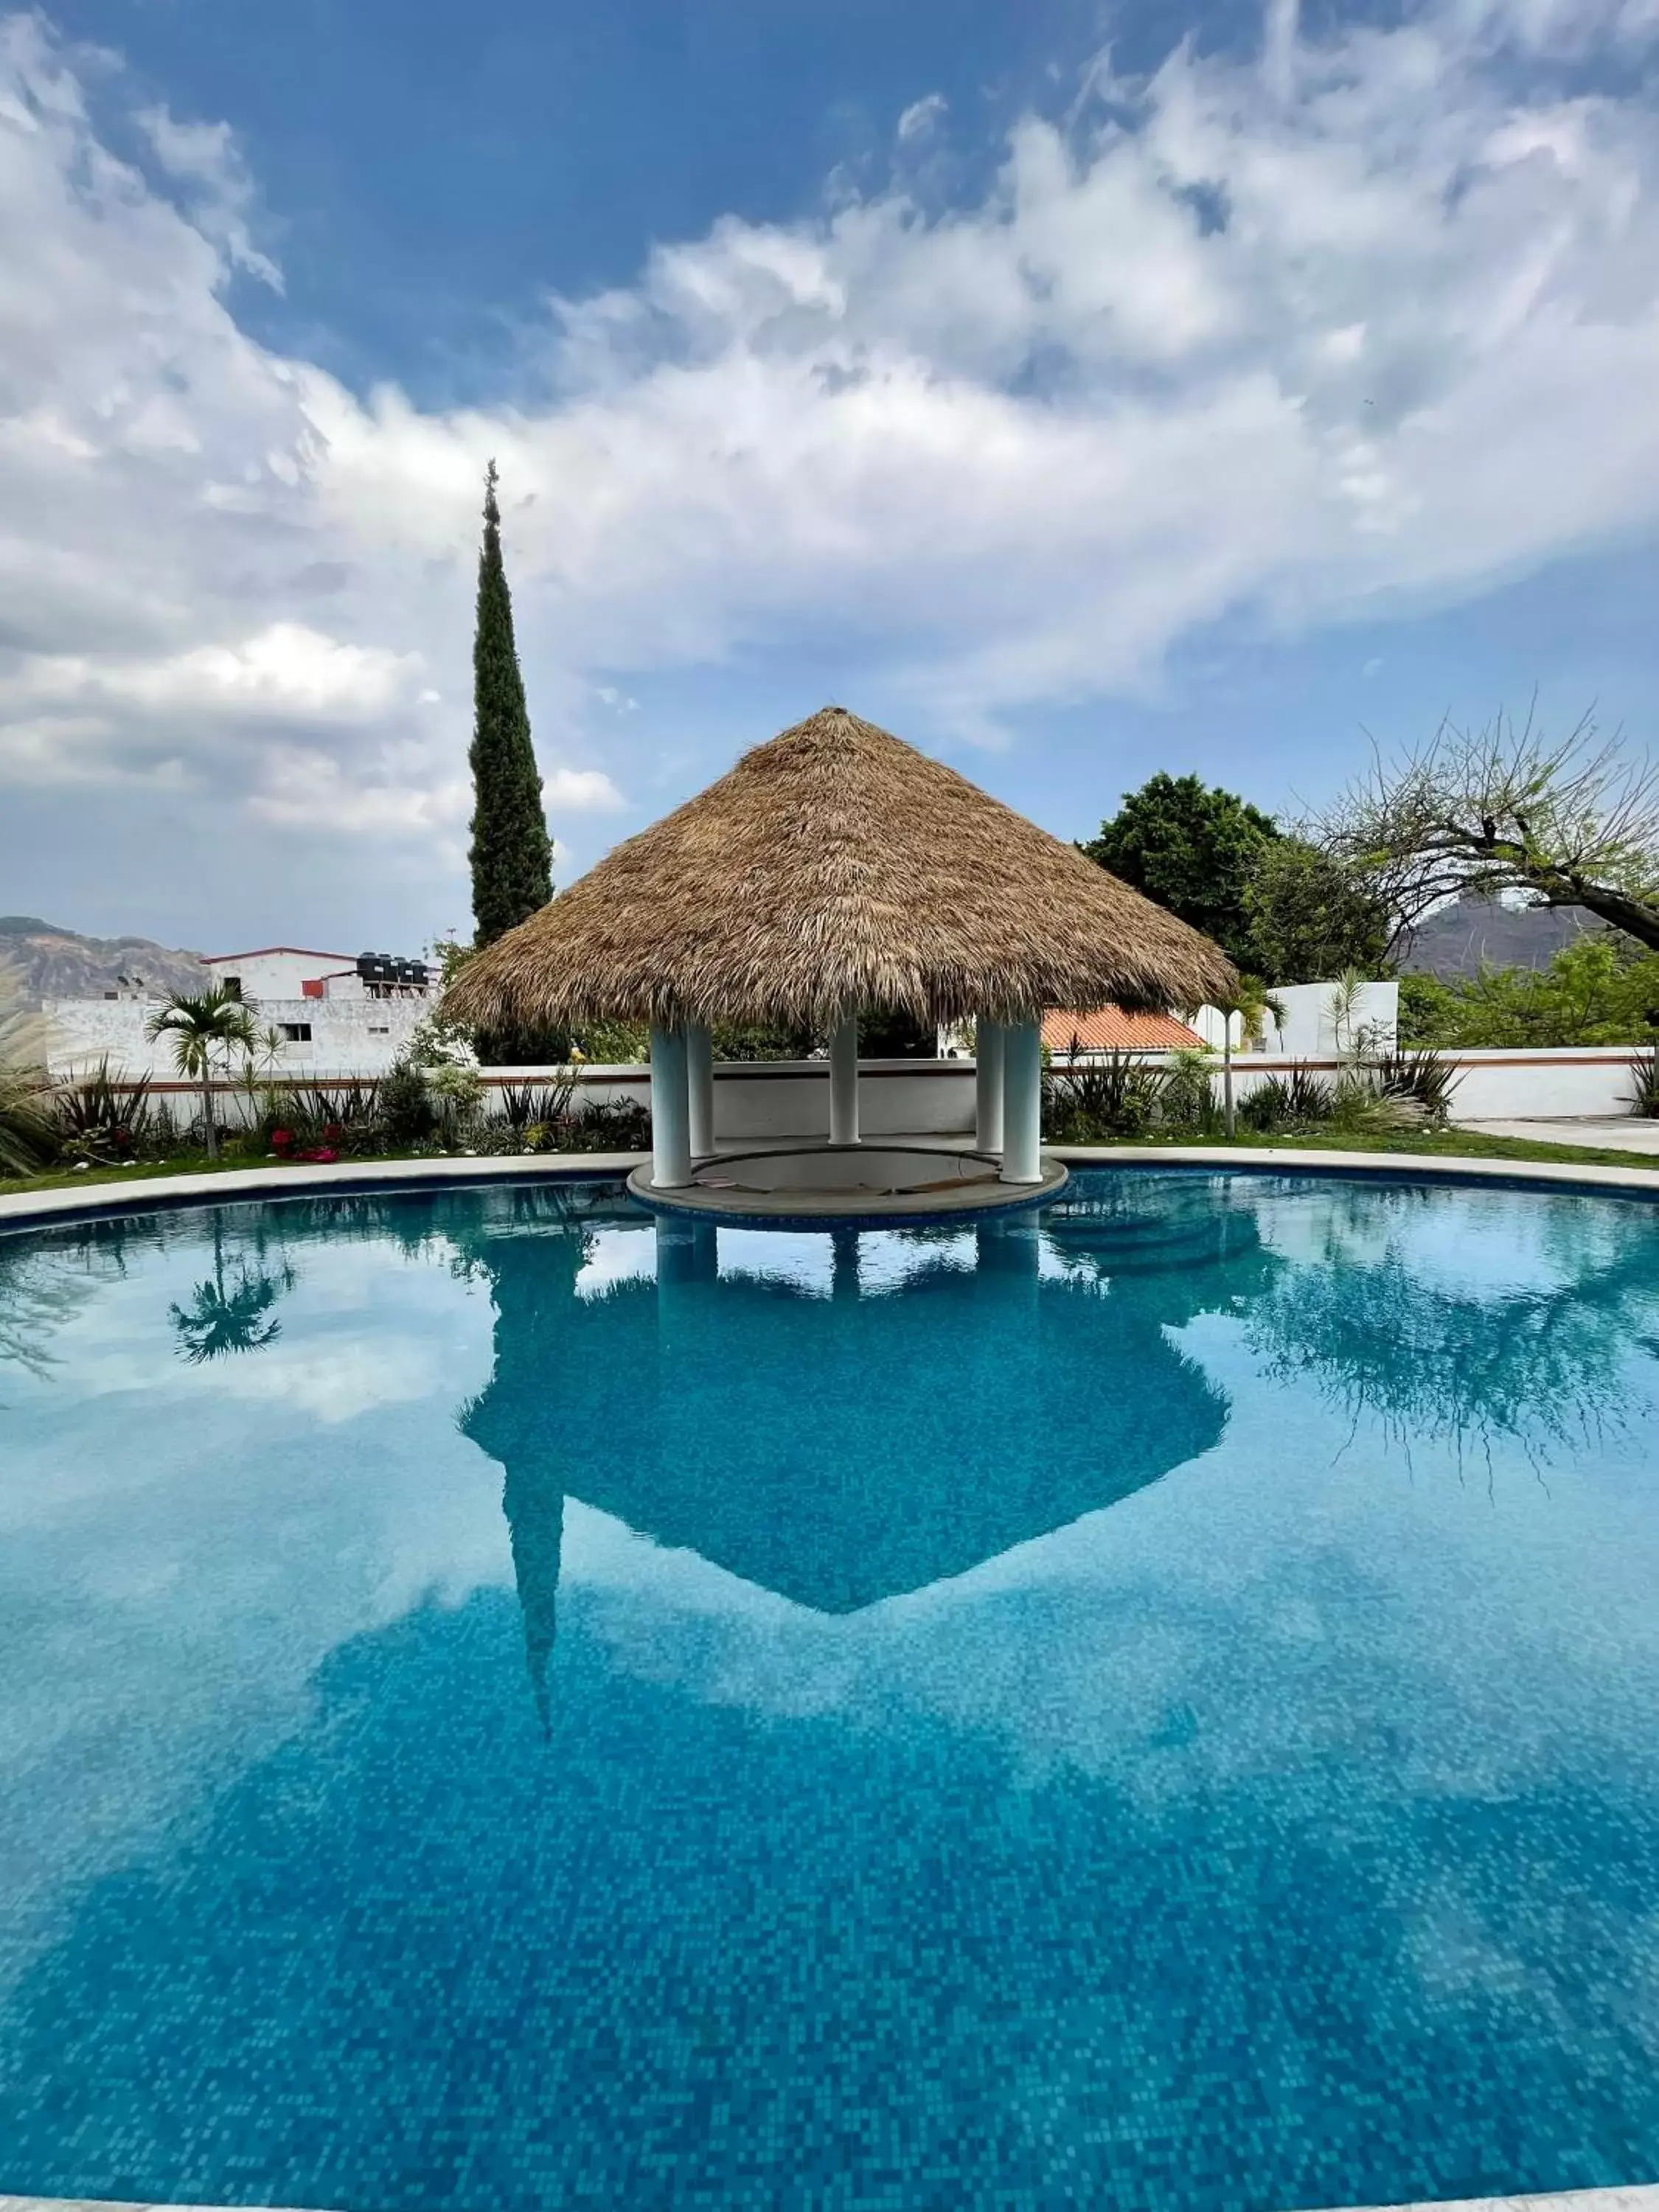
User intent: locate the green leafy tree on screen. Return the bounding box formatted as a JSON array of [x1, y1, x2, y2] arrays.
[[1245, 838, 1392, 985], [469, 460, 552, 947], [1082, 772, 1279, 967], [1318, 706, 1659, 954], [1397, 935, 1659, 1049], [429, 930, 571, 1068], [145, 987, 257, 1158]]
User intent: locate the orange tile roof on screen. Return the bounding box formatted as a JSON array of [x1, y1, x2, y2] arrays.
[[1043, 1006, 1204, 1054]]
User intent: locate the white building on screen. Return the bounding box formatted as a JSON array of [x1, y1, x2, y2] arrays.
[[46, 942, 437, 1081], [203, 945, 358, 1000]]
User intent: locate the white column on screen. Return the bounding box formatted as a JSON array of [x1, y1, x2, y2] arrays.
[[686, 1024, 714, 1158], [1000, 1017, 1043, 1185], [648, 1023, 692, 1188], [829, 1015, 860, 1146], [974, 1018, 1004, 1152]]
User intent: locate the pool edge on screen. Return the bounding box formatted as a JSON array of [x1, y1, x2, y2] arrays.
[[3, 1141, 1658, 1239], [4, 2185, 1655, 2212], [1047, 1144, 1659, 1201], [0, 1153, 647, 1235]]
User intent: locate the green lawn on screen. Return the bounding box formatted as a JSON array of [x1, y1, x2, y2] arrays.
[[4, 1122, 1656, 1206], [0, 1150, 456, 1202], [1054, 1125, 1659, 1172]]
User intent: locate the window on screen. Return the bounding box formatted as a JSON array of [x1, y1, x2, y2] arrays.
[[281, 1022, 312, 1043], [221, 976, 243, 1000], [104, 990, 118, 1001]]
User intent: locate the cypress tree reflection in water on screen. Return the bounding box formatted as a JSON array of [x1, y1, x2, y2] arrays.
[[463, 1196, 1248, 1724]]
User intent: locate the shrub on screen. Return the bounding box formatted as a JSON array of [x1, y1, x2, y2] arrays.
[[1237, 1063, 1338, 1135], [568, 1096, 651, 1151], [1161, 1046, 1220, 1134], [1371, 1048, 1463, 1127], [1043, 1051, 1167, 1141], [1630, 1044, 1659, 1119], [497, 1077, 577, 1130], [1239, 1076, 1293, 1133], [52, 1062, 153, 1164], [574, 1018, 650, 1064], [1, 1069, 55, 1177], [1283, 1062, 1335, 1123], [710, 1022, 819, 1062], [293, 1081, 380, 1133], [429, 1061, 485, 1144], [378, 1060, 438, 1147]]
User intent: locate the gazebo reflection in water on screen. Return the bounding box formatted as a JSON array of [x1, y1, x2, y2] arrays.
[[462, 1187, 1261, 1731]]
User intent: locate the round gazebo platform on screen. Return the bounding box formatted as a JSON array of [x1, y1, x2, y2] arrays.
[[448, 706, 1234, 1215], [627, 1144, 1068, 1225]]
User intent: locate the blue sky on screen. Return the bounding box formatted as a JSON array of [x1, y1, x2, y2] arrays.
[[3, 0, 1658, 954]]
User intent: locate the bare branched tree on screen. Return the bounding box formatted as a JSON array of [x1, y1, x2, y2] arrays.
[[1315, 704, 1659, 955]]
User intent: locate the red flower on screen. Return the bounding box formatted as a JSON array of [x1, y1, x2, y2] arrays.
[[323, 1121, 344, 1142], [271, 1128, 293, 1150]]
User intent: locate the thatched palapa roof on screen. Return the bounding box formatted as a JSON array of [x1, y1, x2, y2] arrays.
[[446, 707, 1235, 1033]]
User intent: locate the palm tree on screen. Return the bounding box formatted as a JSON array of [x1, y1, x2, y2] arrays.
[[169, 1267, 291, 1361], [1208, 975, 1289, 1139], [145, 987, 258, 1158], [168, 1214, 295, 1361]]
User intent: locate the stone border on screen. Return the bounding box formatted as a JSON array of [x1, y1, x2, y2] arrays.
[[3, 1141, 1657, 1241]]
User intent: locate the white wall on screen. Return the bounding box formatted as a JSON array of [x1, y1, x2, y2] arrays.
[[460, 1061, 976, 1143], [1194, 980, 1399, 1057], [46, 995, 431, 1080], [706, 1060, 975, 1142], [46, 1040, 1652, 1135], [1228, 1046, 1648, 1122]]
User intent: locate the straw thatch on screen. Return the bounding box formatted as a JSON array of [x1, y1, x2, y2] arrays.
[[446, 706, 1236, 1034]]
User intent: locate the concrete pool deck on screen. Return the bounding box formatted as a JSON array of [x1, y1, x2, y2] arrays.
[[1460, 1116, 1659, 1157]]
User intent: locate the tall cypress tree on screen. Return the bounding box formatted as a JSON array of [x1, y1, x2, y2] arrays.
[[469, 459, 552, 945]]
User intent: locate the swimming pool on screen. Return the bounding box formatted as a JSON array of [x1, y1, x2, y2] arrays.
[[1, 1169, 1656, 2211]]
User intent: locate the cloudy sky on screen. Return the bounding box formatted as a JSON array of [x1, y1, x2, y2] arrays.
[[3, 0, 1658, 956]]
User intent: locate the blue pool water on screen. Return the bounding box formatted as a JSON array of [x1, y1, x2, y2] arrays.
[[1, 1170, 1657, 2212]]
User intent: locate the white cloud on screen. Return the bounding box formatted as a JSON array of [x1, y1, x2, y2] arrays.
[[546, 765, 627, 810], [246, 745, 470, 839], [10, 623, 420, 724], [136, 101, 282, 290], [1, 0, 1659, 905], [897, 92, 947, 142]]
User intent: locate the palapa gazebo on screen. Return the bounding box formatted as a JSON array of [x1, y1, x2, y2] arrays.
[[447, 706, 1234, 1200]]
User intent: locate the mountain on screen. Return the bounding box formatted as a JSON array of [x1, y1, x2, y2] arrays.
[[0, 917, 209, 1005], [1399, 897, 1599, 980]]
